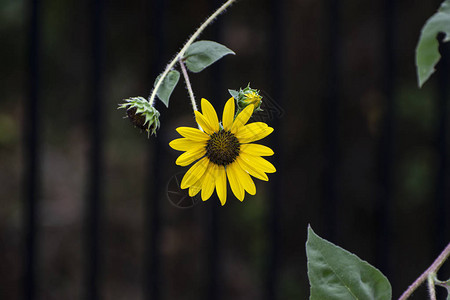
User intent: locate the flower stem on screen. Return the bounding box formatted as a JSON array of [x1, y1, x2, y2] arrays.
[[179, 59, 197, 111], [398, 242, 450, 300], [428, 274, 437, 300], [148, 0, 237, 106]]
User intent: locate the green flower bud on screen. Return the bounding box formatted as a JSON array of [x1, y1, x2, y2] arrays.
[[228, 84, 263, 113], [118, 97, 160, 136]]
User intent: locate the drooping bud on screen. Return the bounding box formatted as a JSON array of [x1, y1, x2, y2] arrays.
[[118, 97, 160, 136]]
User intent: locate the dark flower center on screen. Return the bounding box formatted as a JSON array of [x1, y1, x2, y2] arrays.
[[205, 130, 240, 166], [127, 107, 147, 130]]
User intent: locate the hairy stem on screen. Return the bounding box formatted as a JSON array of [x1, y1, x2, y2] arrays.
[[179, 59, 197, 112], [428, 275, 437, 300], [148, 0, 237, 106], [398, 242, 450, 300]]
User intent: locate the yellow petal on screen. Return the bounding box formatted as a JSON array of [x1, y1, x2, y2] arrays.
[[189, 174, 203, 196], [169, 138, 206, 151], [181, 157, 209, 189], [176, 127, 209, 141], [232, 163, 256, 195], [236, 157, 268, 181], [175, 147, 206, 166], [201, 162, 216, 201], [215, 165, 227, 205], [201, 98, 219, 132], [226, 162, 245, 201], [194, 111, 215, 135], [239, 152, 276, 173], [230, 104, 254, 133], [222, 97, 235, 131], [240, 143, 274, 156], [189, 178, 202, 197], [235, 123, 273, 143]]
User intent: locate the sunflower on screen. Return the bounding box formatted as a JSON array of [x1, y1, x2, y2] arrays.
[[169, 97, 276, 205]]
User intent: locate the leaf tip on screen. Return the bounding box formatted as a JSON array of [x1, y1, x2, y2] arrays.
[[306, 224, 316, 243]]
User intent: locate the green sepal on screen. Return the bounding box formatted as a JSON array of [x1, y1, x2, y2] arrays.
[[416, 0, 450, 87], [228, 89, 239, 100], [154, 70, 180, 107], [306, 225, 392, 300], [118, 96, 160, 137], [183, 40, 235, 73]]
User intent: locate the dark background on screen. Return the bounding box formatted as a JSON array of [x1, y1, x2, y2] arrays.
[[1, 0, 450, 299]]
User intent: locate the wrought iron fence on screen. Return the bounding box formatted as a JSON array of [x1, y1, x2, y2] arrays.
[[16, 0, 450, 299]]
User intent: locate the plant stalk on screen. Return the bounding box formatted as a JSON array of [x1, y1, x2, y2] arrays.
[[428, 274, 437, 300], [148, 0, 236, 106], [179, 59, 197, 112], [398, 242, 450, 300]]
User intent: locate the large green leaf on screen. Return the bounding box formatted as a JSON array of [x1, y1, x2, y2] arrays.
[[416, 0, 450, 87], [183, 40, 235, 73], [154, 70, 180, 107], [306, 226, 392, 300]]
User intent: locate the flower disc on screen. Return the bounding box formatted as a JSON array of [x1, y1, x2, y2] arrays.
[[205, 130, 240, 166]]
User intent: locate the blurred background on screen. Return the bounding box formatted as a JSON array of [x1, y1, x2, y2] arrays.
[[1, 0, 450, 299]]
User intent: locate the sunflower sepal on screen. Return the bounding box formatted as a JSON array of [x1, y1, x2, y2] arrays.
[[118, 96, 161, 137]]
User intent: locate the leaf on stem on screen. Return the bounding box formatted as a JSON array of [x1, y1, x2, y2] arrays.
[[183, 40, 235, 73], [416, 0, 450, 87], [306, 225, 392, 300], [154, 70, 180, 107]]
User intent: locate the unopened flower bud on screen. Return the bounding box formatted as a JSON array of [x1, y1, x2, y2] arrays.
[[118, 97, 160, 137], [229, 84, 263, 113]]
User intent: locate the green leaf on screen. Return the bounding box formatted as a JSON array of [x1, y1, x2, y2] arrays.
[[416, 0, 450, 87], [306, 226, 392, 300], [183, 40, 235, 73], [154, 70, 180, 107]]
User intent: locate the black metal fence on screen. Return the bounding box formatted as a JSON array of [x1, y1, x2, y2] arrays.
[[7, 0, 450, 299]]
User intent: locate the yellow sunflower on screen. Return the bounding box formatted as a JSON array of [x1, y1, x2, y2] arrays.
[[169, 97, 276, 205]]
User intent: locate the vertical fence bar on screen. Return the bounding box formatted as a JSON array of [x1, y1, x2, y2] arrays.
[[145, 116, 163, 300], [206, 200, 219, 300], [206, 1, 223, 299], [144, 0, 165, 299], [266, 0, 283, 299], [376, 0, 395, 278], [436, 36, 449, 269], [84, 0, 104, 299], [24, 0, 41, 299], [323, 0, 340, 243]]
